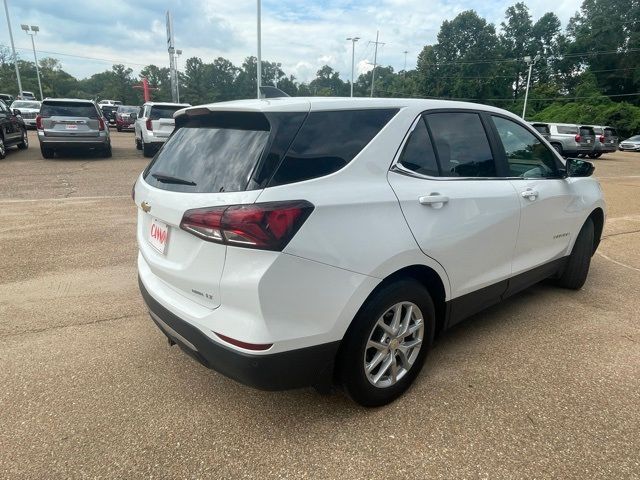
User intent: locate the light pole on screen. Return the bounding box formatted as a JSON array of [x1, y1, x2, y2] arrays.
[[346, 37, 360, 97], [257, 0, 262, 99], [175, 49, 182, 103], [3, 0, 23, 97], [403, 50, 408, 78], [21, 24, 43, 100], [522, 54, 540, 120]]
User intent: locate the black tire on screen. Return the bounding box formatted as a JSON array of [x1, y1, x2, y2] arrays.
[[551, 143, 563, 156], [595, 153, 603, 158], [0, 135, 6, 159], [40, 144, 54, 159], [588, 153, 598, 159], [338, 279, 436, 407], [102, 142, 112, 158], [135, 136, 142, 150], [555, 218, 594, 290], [142, 140, 154, 158], [17, 128, 28, 150], [117, 126, 122, 132]]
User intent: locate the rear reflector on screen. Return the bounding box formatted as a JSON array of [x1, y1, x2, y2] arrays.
[[214, 332, 273, 351], [180, 200, 314, 251]]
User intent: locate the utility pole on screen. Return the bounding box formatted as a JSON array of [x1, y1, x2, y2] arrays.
[[3, 0, 23, 97], [257, 0, 262, 99], [166, 11, 177, 102], [175, 49, 182, 103], [369, 30, 384, 97], [522, 54, 540, 120], [21, 25, 43, 100], [346, 37, 360, 97], [403, 50, 408, 78]]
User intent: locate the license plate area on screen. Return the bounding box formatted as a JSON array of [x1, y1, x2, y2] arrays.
[[66, 124, 78, 130], [148, 217, 170, 254]]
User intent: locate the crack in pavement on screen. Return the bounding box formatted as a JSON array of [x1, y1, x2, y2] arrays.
[[0, 313, 141, 340]]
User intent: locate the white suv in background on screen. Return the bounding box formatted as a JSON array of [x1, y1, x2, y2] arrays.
[[134, 97, 605, 406], [134, 102, 190, 157]]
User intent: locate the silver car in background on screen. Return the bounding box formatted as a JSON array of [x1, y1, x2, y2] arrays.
[[619, 135, 640, 151], [540, 123, 595, 157], [37, 99, 112, 159], [10, 100, 41, 128]]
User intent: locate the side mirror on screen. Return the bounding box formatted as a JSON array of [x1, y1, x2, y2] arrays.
[[13, 109, 21, 116], [566, 158, 595, 177]]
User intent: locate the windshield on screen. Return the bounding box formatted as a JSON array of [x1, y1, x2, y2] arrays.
[[12, 101, 40, 109], [144, 126, 270, 193], [149, 106, 186, 120], [117, 106, 138, 113], [628, 135, 640, 141], [41, 102, 99, 118]]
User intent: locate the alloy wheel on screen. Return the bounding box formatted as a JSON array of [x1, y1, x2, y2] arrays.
[[364, 301, 424, 388]]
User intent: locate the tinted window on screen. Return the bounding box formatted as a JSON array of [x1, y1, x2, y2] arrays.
[[425, 112, 496, 177], [150, 105, 186, 120], [0, 102, 7, 113], [12, 101, 40, 109], [604, 128, 617, 138], [532, 123, 550, 135], [117, 105, 138, 113], [398, 117, 439, 176], [144, 114, 271, 193], [41, 102, 98, 118], [269, 109, 398, 186], [557, 125, 578, 134], [580, 126, 594, 137], [493, 116, 559, 179]]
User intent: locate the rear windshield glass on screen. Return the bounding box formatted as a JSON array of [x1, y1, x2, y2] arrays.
[[117, 106, 138, 113], [150, 106, 185, 120], [12, 101, 40, 109], [580, 127, 594, 136], [269, 109, 398, 186], [144, 115, 270, 193], [604, 128, 617, 137], [532, 124, 549, 135], [557, 126, 578, 134], [42, 102, 98, 118]]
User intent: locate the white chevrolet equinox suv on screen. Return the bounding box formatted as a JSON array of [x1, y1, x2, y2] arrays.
[[134, 98, 605, 406]]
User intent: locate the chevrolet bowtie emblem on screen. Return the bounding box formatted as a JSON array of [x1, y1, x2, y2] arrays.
[[141, 201, 151, 213]]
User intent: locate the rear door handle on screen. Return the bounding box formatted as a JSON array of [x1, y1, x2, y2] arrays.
[[419, 194, 449, 208], [521, 189, 539, 200]]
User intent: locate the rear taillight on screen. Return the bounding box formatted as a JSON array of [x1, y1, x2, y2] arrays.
[[35, 114, 43, 130], [98, 117, 105, 131], [599, 135, 605, 143], [146, 118, 152, 131], [575, 134, 581, 142], [180, 200, 314, 251]]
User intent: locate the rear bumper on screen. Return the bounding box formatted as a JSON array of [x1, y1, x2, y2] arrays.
[[139, 277, 340, 391], [38, 132, 109, 147]]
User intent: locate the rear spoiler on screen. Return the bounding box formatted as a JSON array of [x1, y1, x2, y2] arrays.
[[259, 86, 290, 98]]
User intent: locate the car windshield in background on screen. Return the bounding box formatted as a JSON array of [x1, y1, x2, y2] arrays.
[[628, 135, 640, 141], [12, 101, 40, 109], [42, 102, 98, 118], [118, 106, 138, 113], [144, 126, 270, 193], [604, 128, 617, 137], [150, 106, 184, 120], [580, 127, 594, 136]]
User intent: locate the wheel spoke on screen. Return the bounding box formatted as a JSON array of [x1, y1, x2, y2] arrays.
[[401, 320, 422, 339], [366, 350, 386, 374], [400, 304, 413, 335], [372, 353, 393, 384], [390, 304, 402, 333], [367, 340, 388, 352], [396, 346, 412, 369], [401, 338, 422, 350], [376, 317, 395, 336]]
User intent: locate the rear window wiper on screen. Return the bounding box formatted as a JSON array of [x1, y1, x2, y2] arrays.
[[151, 172, 197, 186]]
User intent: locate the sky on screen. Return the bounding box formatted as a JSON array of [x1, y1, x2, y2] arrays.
[[1, 0, 584, 82]]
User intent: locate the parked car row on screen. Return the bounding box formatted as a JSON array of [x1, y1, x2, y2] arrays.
[[530, 122, 621, 158]]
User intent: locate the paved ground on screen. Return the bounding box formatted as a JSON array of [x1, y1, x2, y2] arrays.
[[1, 130, 639, 479]]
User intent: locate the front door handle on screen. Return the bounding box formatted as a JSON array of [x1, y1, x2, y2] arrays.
[[419, 194, 449, 208], [521, 189, 539, 200]]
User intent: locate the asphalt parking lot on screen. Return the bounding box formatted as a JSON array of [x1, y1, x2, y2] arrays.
[[1, 130, 639, 479]]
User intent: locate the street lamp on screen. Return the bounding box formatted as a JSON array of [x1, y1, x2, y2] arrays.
[[346, 37, 360, 97], [20, 24, 43, 101], [522, 54, 541, 120], [257, 0, 262, 99], [3, 0, 23, 97], [175, 49, 182, 103]]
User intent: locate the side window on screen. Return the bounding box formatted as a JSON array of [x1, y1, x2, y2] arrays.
[[425, 112, 496, 177], [398, 117, 439, 176], [269, 109, 398, 186], [557, 126, 577, 135], [492, 116, 559, 179]]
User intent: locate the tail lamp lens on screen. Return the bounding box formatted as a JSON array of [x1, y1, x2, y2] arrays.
[[35, 114, 43, 130], [98, 117, 105, 131], [180, 200, 314, 251], [575, 134, 581, 142], [599, 135, 605, 143], [146, 118, 153, 131]]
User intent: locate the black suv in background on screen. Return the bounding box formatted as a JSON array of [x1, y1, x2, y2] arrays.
[[0, 100, 28, 158], [100, 105, 119, 127]]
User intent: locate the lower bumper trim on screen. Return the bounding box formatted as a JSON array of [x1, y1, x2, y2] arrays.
[[139, 276, 340, 391]]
